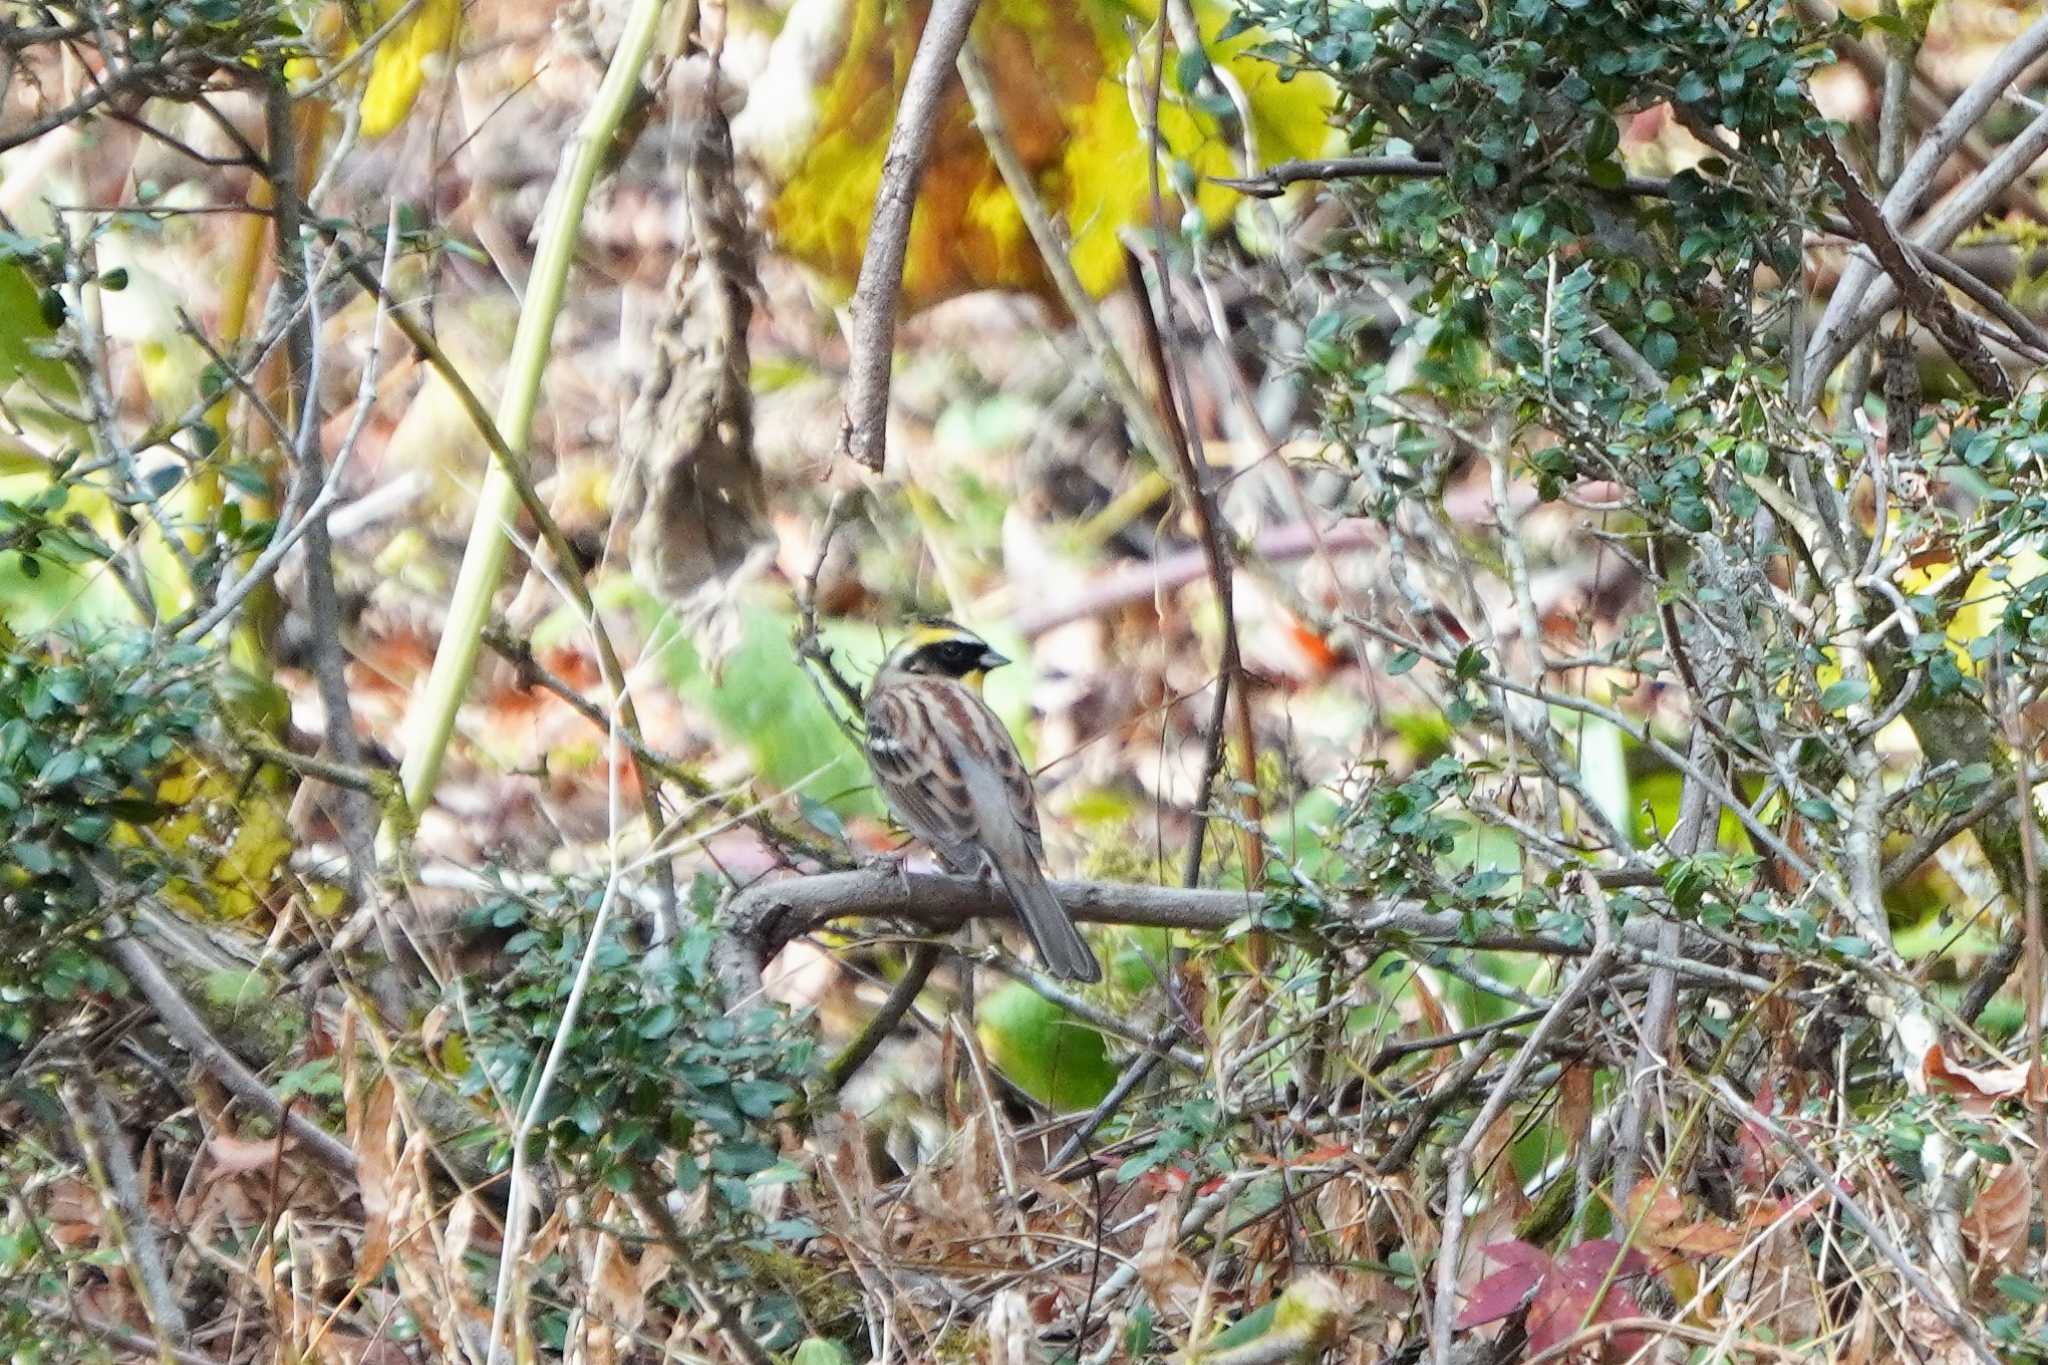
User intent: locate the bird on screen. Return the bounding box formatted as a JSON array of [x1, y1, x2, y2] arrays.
[[862, 620, 1102, 983]]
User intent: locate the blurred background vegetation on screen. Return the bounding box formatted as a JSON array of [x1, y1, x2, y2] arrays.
[[8, 0, 2048, 1360]]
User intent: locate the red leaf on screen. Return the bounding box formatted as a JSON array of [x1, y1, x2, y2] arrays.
[[1454, 1240, 1552, 1329], [1556, 1238, 1652, 1285], [1457, 1238, 1659, 1362], [1529, 1239, 1654, 1361]]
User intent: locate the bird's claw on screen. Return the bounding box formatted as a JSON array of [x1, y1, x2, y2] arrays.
[[861, 850, 916, 892]]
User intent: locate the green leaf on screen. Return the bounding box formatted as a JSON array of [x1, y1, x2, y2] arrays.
[[978, 981, 1115, 1111], [202, 968, 267, 1009], [1997, 1274, 2047, 1306], [730, 1078, 793, 1119], [1794, 798, 1838, 826], [276, 1060, 341, 1100], [1819, 679, 1869, 712], [1641, 328, 1678, 370], [797, 793, 846, 842]]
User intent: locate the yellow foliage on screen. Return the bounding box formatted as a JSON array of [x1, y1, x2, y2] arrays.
[[749, 0, 1333, 308], [1897, 545, 2048, 676], [359, 0, 462, 139], [128, 759, 293, 922]]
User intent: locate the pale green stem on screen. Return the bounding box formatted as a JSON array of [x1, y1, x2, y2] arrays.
[[381, 0, 672, 848]]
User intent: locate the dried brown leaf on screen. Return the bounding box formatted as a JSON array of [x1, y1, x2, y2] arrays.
[[206, 1130, 285, 1178], [1559, 1064, 1594, 1155], [1727, 1221, 1823, 1345], [985, 1286, 1037, 1365], [1408, 971, 1452, 1039], [347, 1074, 399, 1285], [1627, 1182, 1748, 1261], [1477, 1107, 1531, 1219], [617, 76, 768, 609], [1134, 1199, 1204, 1322], [1966, 1154, 2033, 1278], [1924, 1044, 2044, 1116], [1901, 1299, 1978, 1365]]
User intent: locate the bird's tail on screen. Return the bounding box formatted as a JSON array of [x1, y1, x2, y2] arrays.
[[993, 855, 1101, 983]]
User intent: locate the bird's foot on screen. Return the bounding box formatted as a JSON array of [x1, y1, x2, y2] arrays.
[[861, 849, 916, 892]]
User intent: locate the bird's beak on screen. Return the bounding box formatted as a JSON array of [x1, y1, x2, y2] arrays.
[[978, 647, 1011, 671]]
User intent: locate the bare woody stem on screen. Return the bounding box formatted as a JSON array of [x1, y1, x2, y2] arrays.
[[837, 0, 983, 472], [713, 870, 1732, 1006]]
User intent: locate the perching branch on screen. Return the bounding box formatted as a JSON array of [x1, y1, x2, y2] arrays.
[[713, 869, 1730, 1006]]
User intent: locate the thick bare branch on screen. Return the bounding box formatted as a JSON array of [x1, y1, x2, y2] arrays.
[[714, 870, 1728, 1005]]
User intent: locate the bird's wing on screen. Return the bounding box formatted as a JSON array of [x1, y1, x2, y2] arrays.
[[948, 685, 1047, 866], [864, 681, 984, 863], [944, 690, 1101, 981]]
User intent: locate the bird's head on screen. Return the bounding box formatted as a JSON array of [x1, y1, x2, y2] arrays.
[[878, 619, 1011, 694]]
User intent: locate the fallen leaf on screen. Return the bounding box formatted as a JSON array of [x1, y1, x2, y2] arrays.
[[1455, 1240, 1551, 1329], [1925, 1044, 2040, 1116], [1134, 1198, 1204, 1321], [1628, 1182, 1747, 1260], [1526, 1239, 1653, 1362], [1966, 1155, 2033, 1277], [1736, 1074, 1782, 1187], [1477, 1108, 1532, 1219], [1560, 1064, 1594, 1155], [347, 1075, 399, 1285], [207, 1130, 286, 1178], [1455, 1239, 1658, 1363]]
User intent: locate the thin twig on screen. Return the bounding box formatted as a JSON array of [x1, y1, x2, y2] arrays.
[[823, 942, 942, 1092], [1123, 239, 1263, 892], [1881, 772, 2020, 889], [1803, 15, 2048, 405], [1048, 1020, 1187, 1172], [374, 0, 681, 888], [10, 1298, 223, 1365], [1816, 136, 2011, 400], [482, 756, 628, 1365], [954, 36, 1180, 465], [266, 78, 381, 932], [481, 626, 836, 867], [2001, 673, 2045, 1190], [1708, 1076, 1999, 1365], [60, 1068, 188, 1358], [793, 489, 869, 720], [1212, 155, 1674, 202], [622, 1178, 778, 1365]]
